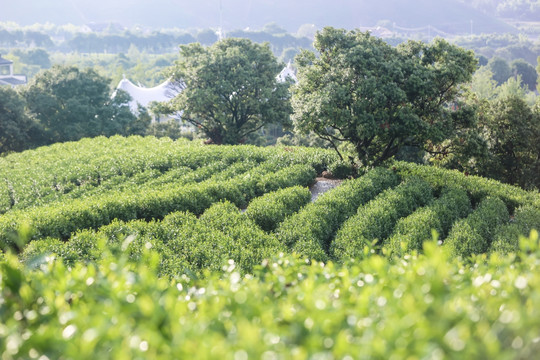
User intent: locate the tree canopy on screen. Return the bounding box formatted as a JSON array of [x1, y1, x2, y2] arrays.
[[475, 95, 540, 190], [292, 27, 478, 167], [0, 87, 42, 154], [161, 38, 292, 145], [22, 65, 137, 144]]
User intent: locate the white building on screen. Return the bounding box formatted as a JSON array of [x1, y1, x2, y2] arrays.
[[0, 55, 27, 87], [115, 62, 295, 121], [113, 76, 183, 122], [277, 61, 297, 83]]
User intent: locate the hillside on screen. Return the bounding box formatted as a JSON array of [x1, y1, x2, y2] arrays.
[[1, 136, 538, 265], [2, 0, 517, 34]]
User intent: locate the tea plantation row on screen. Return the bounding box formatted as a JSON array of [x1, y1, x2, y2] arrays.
[[16, 166, 540, 277], [0, 135, 337, 214]]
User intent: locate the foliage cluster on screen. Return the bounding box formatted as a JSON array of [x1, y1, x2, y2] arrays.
[[331, 178, 434, 261], [2, 231, 540, 358], [161, 38, 293, 145], [445, 196, 510, 258], [392, 160, 540, 211], [492, 205, 540, 253], [292, 28, 478, 167], [0, 65, 150, 154], [0, 160, 317, 251], [388, 187, 472, 255], [244, 186, 311, 232]]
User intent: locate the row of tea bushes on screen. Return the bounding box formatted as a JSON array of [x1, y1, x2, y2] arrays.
[[444, 197, 509, 258], [392, 161, 540, 211], [244, 186, 312, 232], [388, 187, 472, 256], [331, 178, 433, 261], [21, 201, 286, 277], [0, 136, 338, 214], [5, 231, 540, 359], [275, 168, 400, 262], [1, 163, 316, 251], [491, 205, 540, 254], [0, 136, 196, 213]]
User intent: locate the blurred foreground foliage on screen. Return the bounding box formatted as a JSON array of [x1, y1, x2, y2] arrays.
[[1, 231, 540, 359]]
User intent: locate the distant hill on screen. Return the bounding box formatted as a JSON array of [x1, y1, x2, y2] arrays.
[[2, 0, 517, 34]]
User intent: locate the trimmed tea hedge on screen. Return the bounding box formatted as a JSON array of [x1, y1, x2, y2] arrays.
[[0, 136, 338, 215], [392, 161, 540, 212], [245, 186, 311, 232], [1, 163, 316, 251], [388, 187, 471, 256], [331, 178, 433, 261], [275, 168, 399, 261], [21, 201, 285, 276], [4, 231, 540, 359], [490, 205, 540, 254], [444, 197, 509, 258]]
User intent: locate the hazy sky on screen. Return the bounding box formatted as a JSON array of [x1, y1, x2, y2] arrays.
[[1, 0, 515, 34]]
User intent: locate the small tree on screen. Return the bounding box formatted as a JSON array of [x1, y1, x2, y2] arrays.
[[23, 65, 137, 144], [162, 38, 292, 145], [0, 87, 42, 154], [488, 57, 512, 86], [292, 28, 478, 167], [477, 96, 540, 190], [511, 59, 537, 91]]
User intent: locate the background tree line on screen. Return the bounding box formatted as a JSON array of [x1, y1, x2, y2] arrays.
[[2, 30, 539, 191]]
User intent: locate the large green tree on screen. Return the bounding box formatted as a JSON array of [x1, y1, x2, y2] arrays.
[[0, 87, 42, 154], [477, 95, 540, 190], [162, 38, 292, 145], [511, 59, 537, 91], [292, 28, 478, 167], [488, 57, 512, 86], [23, 65, 137, 144]]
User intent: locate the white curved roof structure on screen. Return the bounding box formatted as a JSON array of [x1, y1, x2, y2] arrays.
[[114, 77, 179, 113], [277, 61, 297, 83]]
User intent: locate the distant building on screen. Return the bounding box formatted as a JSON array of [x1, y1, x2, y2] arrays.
[[113, 76, 182, 122], [116, 61, 296, 121], [0, 54, 27, 87], [277, 61, 297, 83]]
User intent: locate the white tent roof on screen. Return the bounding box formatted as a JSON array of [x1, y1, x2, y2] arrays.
[[114, 77, 178, 113], [277, 61, 297, 83]]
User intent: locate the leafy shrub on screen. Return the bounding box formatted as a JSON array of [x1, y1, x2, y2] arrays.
[[444, 197, 509, 258], [3, 231, 540, 359], [276, 168, 400, 261], [490, 205, 540, 254], [327, 159, 355, 179], [245, 186, 311, 232], [388, 187, 471, 256], [0, 136, 337, 216], [392, 160, 540, 212], [167, 201, 285, 274], [331, 178, 433, 261]]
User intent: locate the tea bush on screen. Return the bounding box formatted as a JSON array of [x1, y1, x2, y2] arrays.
[[392, 160, 540, 211], [245, 186, 311, 232], [491, 205, 540, 254], [331, 178, 433, 261], [2, 231, 540, 359], [444, 197, 509, 258], [388, 187, 471, 256], [0, 163, 317, 251], [275, 168, 399, 261]]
